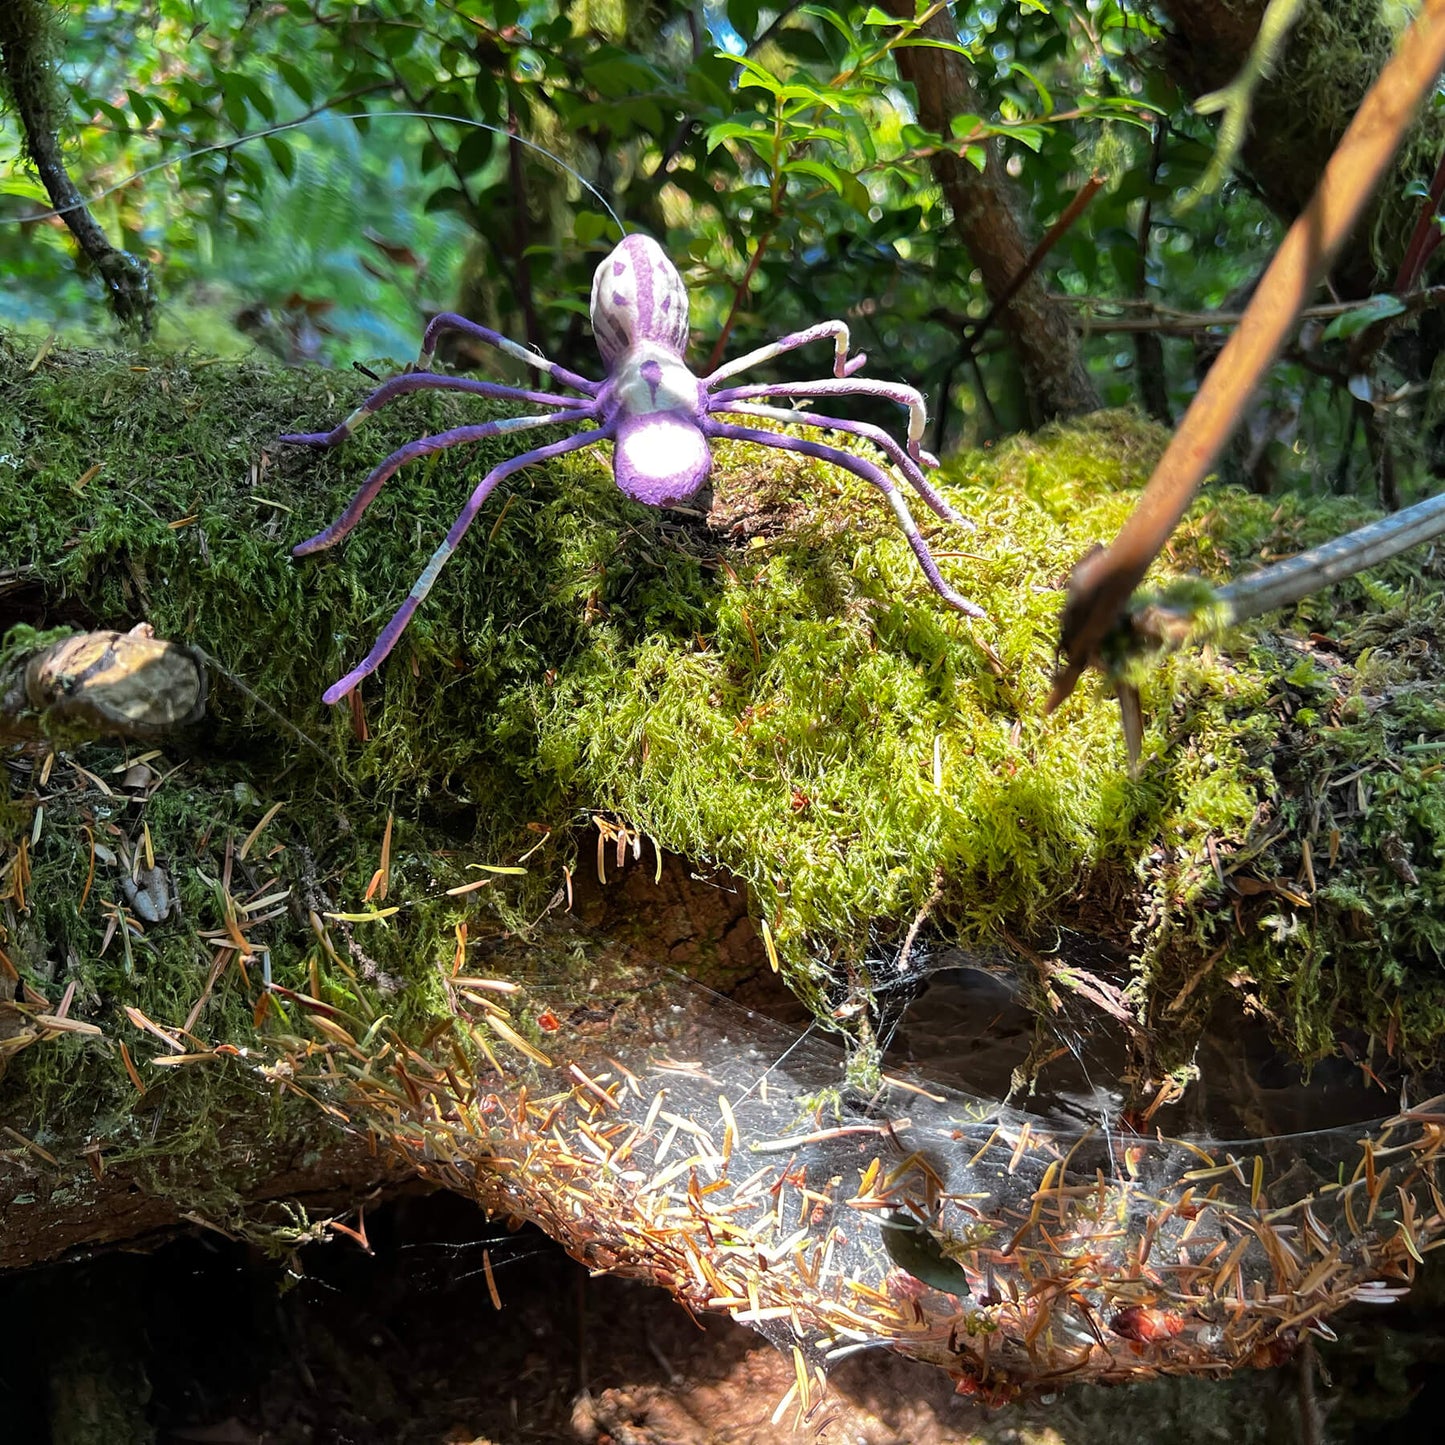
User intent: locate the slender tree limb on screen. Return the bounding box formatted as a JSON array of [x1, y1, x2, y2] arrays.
[[1134, 121, 1172, 425], [1092, 489, 1445, 768], [1047, 0, 1445, 713], [0, 0, 154, 333], [1395, 147, 1445, 291], [506, 99, 544, 353], [955, 174, 1104, 366]]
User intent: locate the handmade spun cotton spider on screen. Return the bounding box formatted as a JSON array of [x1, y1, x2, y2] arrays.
[[282, 234, 984, 704]]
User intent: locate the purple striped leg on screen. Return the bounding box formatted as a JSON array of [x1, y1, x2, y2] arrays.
[[320, 426, 609, 704], [417, 313, 600, 396], [711, 378, 932, 465], [714, 401, 966, 526], [706, 420, 984, 619], [279, 374, 579, 449], [293, 409, 595, 556], [704, 321, 867, 387]]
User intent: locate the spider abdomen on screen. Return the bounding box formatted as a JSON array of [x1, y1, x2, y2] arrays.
[[613, 409, 712, 507]]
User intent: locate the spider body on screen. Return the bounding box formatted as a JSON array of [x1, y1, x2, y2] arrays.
[[594, 239, 712, 504], [284, 233, 982, 704]]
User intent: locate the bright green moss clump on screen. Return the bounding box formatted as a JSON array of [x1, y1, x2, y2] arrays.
[[2, 332, 1444, 1162]]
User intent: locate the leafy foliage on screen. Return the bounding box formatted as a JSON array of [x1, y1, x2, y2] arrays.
[[0, 0, 1276, 445]]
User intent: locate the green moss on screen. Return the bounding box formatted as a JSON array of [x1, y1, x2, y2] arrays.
[[2, 335, 1443, 1213]]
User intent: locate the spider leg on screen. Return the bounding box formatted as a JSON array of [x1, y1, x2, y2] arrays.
[[293, 409, 595, 556], [704, 322, 867, 388], [320, 425, 610, 705], [280, 374, 579, 449], [712, 378, 932, 466], [706, 420, 986, 619], [417, 313, 601, 396], [713, 401, 967, 527]]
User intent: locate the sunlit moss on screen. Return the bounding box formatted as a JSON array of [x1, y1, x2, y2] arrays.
[[2, 334, 1443, 1209]]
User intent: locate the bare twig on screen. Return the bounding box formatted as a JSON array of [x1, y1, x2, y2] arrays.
[[959, 174, 1104, 361], [1048, 0, 1445, 713], [1134, 121, 1171, 425]]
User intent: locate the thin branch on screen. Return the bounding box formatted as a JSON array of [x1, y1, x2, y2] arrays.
[[1395, 147, 1445, 291], [954, 174, 1104, 363], [1093, 489, 1445, 767], [1134, 120, 1171, 425], [706, 230, 775, 376], [0, 0, 153, 331], [506, 98, 544, 352], [1047, 0, 1445, 712], [1044, 287, 1445, 337]]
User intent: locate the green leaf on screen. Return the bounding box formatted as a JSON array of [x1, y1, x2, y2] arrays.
[[1321, 294, 1408, 342], [727, 53, 785, 97], [784, 158, 843, 195], [474, 70, 501, 118], [92, 98, 131, 132], [895, 38, 977, 59], [377, 23, 417, 58], [838, 171, 871, 215], [871, 203, 923, 244], [727, 0, 760, 37], [1005, 63, 1053, 114], [124, 89, 154, 128], [582, 50, 662, 97], [263, 134, 296, 181], [423, 185, 472, 220], [705, 118, 770, 152], [457, 128, 496, 176], [573, 209, 613, 246], [221, 89, 248, 133], [949, 114, 983, 140], [275, 59, 314, 104], [230, 72, 276, 123], [799, 4, 855, 43], [772, 27, 832, 65]]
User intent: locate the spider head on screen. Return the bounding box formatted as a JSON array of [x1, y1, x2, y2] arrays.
[[614, 411, 712, 508], [591, 235, 690, 368]]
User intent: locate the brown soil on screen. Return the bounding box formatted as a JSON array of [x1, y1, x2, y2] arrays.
[[3, 1187, 1442, 1445]]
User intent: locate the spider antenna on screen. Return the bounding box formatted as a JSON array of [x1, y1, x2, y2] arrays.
[[8, 112, 627, 239]]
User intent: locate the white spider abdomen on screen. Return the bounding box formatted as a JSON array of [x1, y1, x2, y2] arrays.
[[614, 411, 712, 507]]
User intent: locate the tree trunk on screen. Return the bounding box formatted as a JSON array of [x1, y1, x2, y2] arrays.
[[885, 0, 1101, 422], [0, 0, 154, 333], [1160, 0, 1442, 296]]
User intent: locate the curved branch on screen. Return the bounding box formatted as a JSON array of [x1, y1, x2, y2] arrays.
[[0, 0, 154, 333]]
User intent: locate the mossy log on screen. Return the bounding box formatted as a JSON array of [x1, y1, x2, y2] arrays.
[[2, 331, 1443, 1276]]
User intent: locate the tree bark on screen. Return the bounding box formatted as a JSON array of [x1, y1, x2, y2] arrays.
[[885, 0, 1100, 423], [1160, 0, 1439, 297]]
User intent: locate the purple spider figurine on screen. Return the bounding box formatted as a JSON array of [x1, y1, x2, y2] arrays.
[[283, 234, 983, 704]]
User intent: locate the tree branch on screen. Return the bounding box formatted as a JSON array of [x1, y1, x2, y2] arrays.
[[884, 0, 1099, 423], [0, 0, 154, 333]]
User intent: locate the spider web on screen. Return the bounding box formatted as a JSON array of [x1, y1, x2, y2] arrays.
[[345, 950, 1443, 1399]]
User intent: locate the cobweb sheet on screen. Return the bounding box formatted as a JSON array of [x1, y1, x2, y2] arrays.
[[335, 967, 1445, 1397]]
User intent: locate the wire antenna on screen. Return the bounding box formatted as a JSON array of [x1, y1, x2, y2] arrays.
[[5, 111, 627, 237]]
